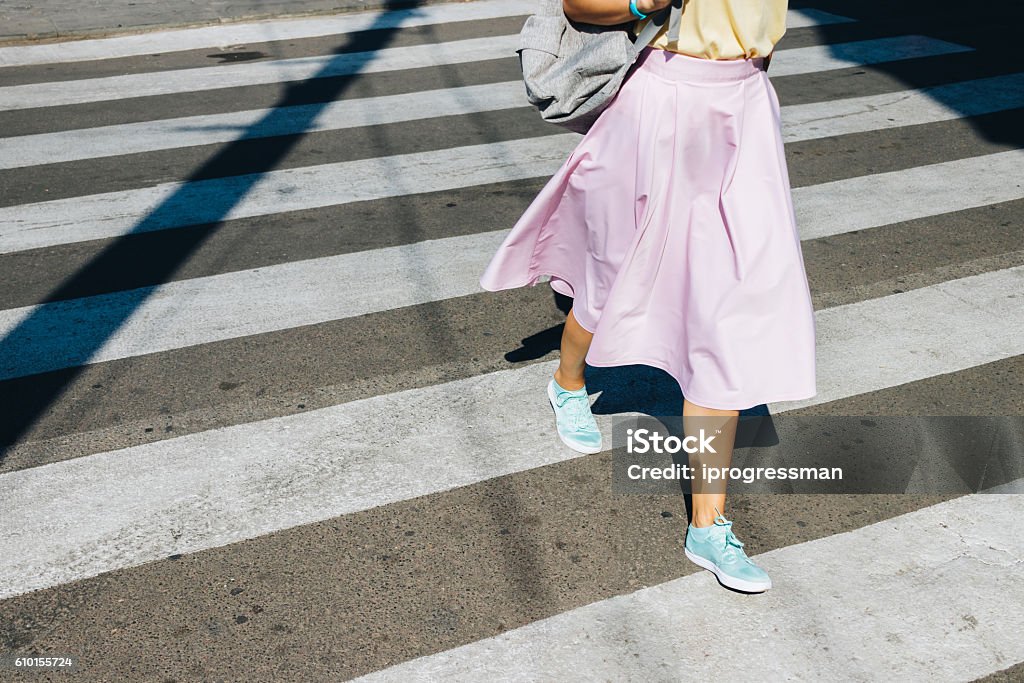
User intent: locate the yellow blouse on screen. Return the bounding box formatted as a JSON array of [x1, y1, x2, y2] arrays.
[[633, 0, 788, 60]]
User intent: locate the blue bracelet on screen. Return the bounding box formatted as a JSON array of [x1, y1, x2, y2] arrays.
[[629, 0, 648, 20]]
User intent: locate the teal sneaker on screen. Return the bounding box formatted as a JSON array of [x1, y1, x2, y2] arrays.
[[684, 510, 772, 593], [546, 378, 602, 454]]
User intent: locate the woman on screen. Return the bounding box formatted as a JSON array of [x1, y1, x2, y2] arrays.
[[481, 0, 816, 592]]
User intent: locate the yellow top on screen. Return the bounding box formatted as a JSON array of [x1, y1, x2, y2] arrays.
[[634, 0, 788, 60]]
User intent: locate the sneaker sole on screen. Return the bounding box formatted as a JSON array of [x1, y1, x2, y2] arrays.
[[546, 382, 603, 455], [684, 547, 772, 593]]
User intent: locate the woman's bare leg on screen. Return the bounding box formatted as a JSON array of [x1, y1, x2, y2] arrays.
[[682, 399, 770, 591], [553, 308, 593, 391], [554, 308, 739, 525], [684, 399, 740, 528]]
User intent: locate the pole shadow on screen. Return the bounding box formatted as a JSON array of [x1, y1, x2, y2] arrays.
[[0, 1, 428, 460]]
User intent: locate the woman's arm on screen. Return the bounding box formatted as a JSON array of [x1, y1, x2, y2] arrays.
[[562, 0, 672, 25]]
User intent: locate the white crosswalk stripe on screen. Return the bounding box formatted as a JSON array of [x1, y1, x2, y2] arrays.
[[781, 72, 1024, 142], [1, 2, 1022, 680], [3, 140, 1021, 257], [0, 82, 530, 169], [3, 72, 1023, 169], [0, 34, 521, 111], [0, 135, 569, 254], [0, 35, 971, 112]]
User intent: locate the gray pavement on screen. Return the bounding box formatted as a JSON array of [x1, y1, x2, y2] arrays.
[[0, 0, 459, 44], [0, 0, 1023, 680]]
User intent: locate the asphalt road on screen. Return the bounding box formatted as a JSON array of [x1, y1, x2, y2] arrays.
[[0, 0, 461, 43], [0, 0, 1022, 680]]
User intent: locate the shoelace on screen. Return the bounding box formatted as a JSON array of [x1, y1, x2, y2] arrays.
[[711, 513, 748, 559], [554, 389, 598, 432]]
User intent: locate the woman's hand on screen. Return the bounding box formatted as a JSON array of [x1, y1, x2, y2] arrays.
[[563, 0, 671, 25]]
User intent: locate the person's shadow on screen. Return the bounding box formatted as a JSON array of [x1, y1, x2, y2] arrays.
[[504, 289, 778, 446]]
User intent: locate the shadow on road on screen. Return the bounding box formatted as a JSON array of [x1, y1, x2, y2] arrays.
[[805, 0, 1023, 148], [0, 1, 427, 459]]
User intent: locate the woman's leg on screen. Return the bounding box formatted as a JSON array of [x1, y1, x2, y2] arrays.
[[684, 399, 739, 527], [553, 308, 593, 391], [547, 307, 602, 453], [682, 399, 770, 591]]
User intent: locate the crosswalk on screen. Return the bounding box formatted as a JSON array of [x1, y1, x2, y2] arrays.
[[0, 1, 1022, 680], [2, 72, 1024, 169], [0, 35, 974, 111]]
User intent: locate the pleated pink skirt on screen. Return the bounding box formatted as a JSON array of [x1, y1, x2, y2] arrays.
[[480, 46, 817, 410]]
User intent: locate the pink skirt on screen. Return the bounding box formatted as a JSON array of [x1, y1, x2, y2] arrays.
[[480, 46, 817, 410]]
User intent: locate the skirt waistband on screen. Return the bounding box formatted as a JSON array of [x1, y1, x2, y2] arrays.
[[634, 45, 766, 83]]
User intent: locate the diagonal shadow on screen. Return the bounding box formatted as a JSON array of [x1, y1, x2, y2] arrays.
[[347, 22, 572, 621], [799, 0, 1023, 145], [0, 0, 426, 461]]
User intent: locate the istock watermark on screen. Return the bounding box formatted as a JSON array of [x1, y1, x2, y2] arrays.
[[625, 427, 719, 454], [623, 462, 843, 484], [611, 415, 1024, 495]]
